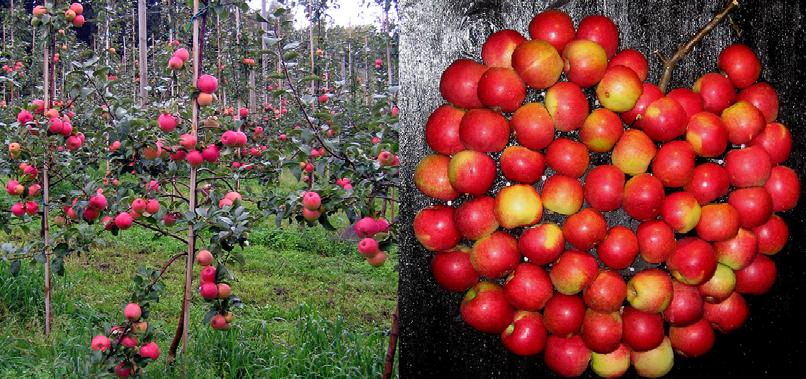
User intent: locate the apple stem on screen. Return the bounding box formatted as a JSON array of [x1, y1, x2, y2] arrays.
[[657, 0, 740, 93]]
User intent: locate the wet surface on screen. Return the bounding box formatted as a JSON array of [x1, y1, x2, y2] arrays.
[[398, 0, 806, 377]]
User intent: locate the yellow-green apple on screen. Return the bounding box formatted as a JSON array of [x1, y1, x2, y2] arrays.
[[549, 250, 599, 295], [541, 174, 583, 215], [545, 82, 590, 132], [583, 164, 624, 212], [431, 247, 479, 292], [581, 309, 622, 354], [448, 150, 496, 196], [662, 279, 704, 326], [413, 205, 461, 251], [579, 108, 624, 152], [470, 231, 520, 279], [511, 40, 563, 89], [503, 263, 553, 311], [611, 129, 656, 176], [666, 237, 718, 286], [697, 263, 736, 303], [454, 196, 498, 240], [460, 281, 514, 333], [518, 223, 564, 265], [590, 343, 631, 378], [669, 318, 715, 358], [494, 184, 543, 229], [414, 154, 459, 201], [596, 65, 643, 112], [500, 311, 547, 356], [583, 270, 627, 313], [627, 268, 673, 313], [630, 337, 674, 378], [660, 192, 701, 233]]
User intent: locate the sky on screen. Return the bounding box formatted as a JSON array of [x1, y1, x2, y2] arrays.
[[246, 0, 393, 28]]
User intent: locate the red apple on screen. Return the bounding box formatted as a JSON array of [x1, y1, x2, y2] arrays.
[[609, 49, 648, 80], [415, 154, 459, 201], [685, 163, 730, 205], [545, 82, 589, 132], [481, 29, 527, 68], [663, 280, 704, 327], [667, 88, 704, 120], [660, 191, 702, 233], [458, 108, 510, 153], [528, 9, 576, 53], [439, 59, 486, 109], [749, 122, 792, 164], [511, 102, 555, 150], [500, 146, 545, 184], [511, 40, 564, 89], [542, 174, 584, 215], [695, 203, 740, 242], [621, 83, 663, 127], [718, 43, 761, 89], [549, 250, 599, 295], [735, 253, 776, 295], [597, 226, 639, 270], [425, 105, 465, 155], [583, 270, 628, 313], [562, 208, 607, 251], [697, 263, 736, 303], [477, 67, 526, 112], [431, 247, 479, 292], [544, 335, 592, 377], [546, 138, 590, 178], [621, 306, 665, 352], [669, 318, 715, 358], [693, 72, 735, 114], [562, 39, 608, 87], [736, 82, 778, 122], [460, 281, 514, 333], [721, 100, 766, 145], [414, 205, 461, 251], [583, 164, 624, 212], [623, 173, 665, 221], [666, 237, 718, 286], [448, 150, 496, 195], [454, 196, 498, 240], [642, 97, 688, 142], [504, 263, 553, 311], [580, 108, 624, 152], [577, 15, 619, 58], [753, 214, 788, 255], [470, 231, 520, 279], [713, 228, 758, 270], [764, 165, 801, 212], [501, 311, 547, 356], [519, 223, 565, 265], [582, 309, 622, 354], [686, 112, 728, 158], [651, 141, 695, 188], [703, 291, 748, 333], [627, 268, 673, 313], [728, 187, 773, 229], [636, 220, 677, 264], [543, 293, 586, 336]]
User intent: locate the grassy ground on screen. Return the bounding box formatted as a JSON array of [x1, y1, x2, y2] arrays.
[[0, 217, 398, 378]]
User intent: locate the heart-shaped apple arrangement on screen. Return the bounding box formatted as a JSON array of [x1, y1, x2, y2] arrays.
[[413, 8, 800, 378]]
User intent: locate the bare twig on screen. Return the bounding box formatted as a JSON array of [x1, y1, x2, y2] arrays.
[[133, 220, 188, 244], [657, 0, 740, 92], [382, 304, 399, 379]]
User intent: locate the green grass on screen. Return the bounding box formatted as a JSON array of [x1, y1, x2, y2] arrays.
[[0, 219, 398, 378]]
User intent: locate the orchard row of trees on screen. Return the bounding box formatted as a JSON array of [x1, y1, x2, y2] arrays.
[[1, 0, 400, 377]]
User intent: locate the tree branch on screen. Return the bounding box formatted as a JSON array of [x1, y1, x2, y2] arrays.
[[133, 220, 188, 244], [657, 0, 740, 92]]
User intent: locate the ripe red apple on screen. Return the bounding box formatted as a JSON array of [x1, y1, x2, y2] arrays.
[[621, 306, 664, 352], [693, 72, 735, 114], [727, 187, 773, 229], [413, 205, 461, 251], [660, 192, 702, 233], [562, 208, 607, 251], [713, 228, 758, 270], [470, 231, 520, 279], [736, 82, 778, 122], [481, 29, 527, 68], [458, 108, 509, 152], [669, 318, 715, 358], [597, 226, 639, 270], [500, 146, 545, 184], [545, 82, 589, 132], [543, 293, 586, 336], [651, 141, 695, 188], [196, 250, 214, 266], [695, 203, 740, 242], [460, 281, 514, 333], [431, 248, 478, 292], [721, 100, 766, 145], [500, 311, 547, 356], [703, 291, 748, 333], [425, 105, 465, 155], [494, 184, 543, 229], [764, 165, 801, 211], [753, 214, 788, 255], [91, 335, 111, 352], [358, 238, 380, 257], [415, 154, 459, 201], [685, 162, 731, 204], [621, 83, 663, 127], [114, 212, 134, 229], [609, 49, 648, 80], [583, 269, 628, 313], [667, 88, 704, 119], [448, 150, 496, 195], [546, 138, 589, 177], [685, 112, 728, 157], [630, 337, 674, 378], [528, 9, 576, 53], [511, 40, 564, 89], [735, 253, 776, 295], [697, 263, 736, 303], [504, 263, 553, 311], [749, 122, 792, 164], [544, 335, 592, 377], [663, 280, 704, 327], [666, 237, 718, 286], [627, 268, 673, 313], [477, 67, 526, 112], [718, 43, 761, 89], [576, 15, 619, 58], [580, 108, 624, 152], [196, 74, 218, 93], [611, 129, 656, 176], [439, 59, 487, 109], [583, 164, 624, 211], [511, 102, 555, 150], [623, 173, 665, 221], [549, 250, 599, 295], [582, 309, 622, 354], [454, 196, 498, 240], [641, 97, 688, 142], [590, 343, 631, 378], [124, 303, 142, 321], [541, 174, 584, 215], [518, 223, 565, 265], [562, 39, 608, 87]]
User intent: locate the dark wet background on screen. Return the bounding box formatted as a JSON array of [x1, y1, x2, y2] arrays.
[[398, 0, 806, 376]]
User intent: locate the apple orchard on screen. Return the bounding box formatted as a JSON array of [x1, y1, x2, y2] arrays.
[[1, 0, 399, 377], [414, 3, 800, 378]]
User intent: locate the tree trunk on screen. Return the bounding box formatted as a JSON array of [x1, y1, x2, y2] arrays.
[[41, 38, 52, 338], [138, 0, 148, 106], [261, 0, 268, 104]]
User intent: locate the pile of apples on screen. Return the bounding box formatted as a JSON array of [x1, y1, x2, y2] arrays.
[[89, 303, 160, 378], [413, 9, 799, 378]]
